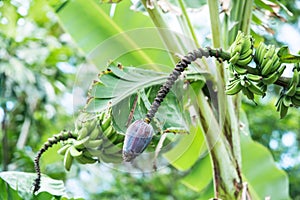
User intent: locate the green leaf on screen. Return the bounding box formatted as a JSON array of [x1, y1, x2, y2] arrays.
[[181, 155, 213, 192], [54, 0, 174, 69], [0, 171, 66, 200], [240, 112, 291, 200], [85, 63, 205, 113], [163, 125, 206, 171], [0, 1, 18, 37], [277, 46, 300, 63], [254, 0, 273, 12]]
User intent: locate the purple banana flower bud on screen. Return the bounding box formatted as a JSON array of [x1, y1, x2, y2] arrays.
[[122, 119, 154, 162]]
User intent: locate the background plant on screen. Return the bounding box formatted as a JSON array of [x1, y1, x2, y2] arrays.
[[0, 0, 299, 200]]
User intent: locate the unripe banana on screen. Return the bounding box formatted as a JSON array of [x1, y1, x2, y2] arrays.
[[57, 144, 71, 156], [237, 55, 253, 66], [280, 102, 289, 119], [64, 148, 73, 171], [86, 148, 103, 157], [285, 68, 299, 97], [103, 143, 122, 155], [239, 48, 253, 60], [283, 95, 293, 107], [248, 82, 265, 96], [233, 65, 248, 74], [246, 74, 262, 82], [226, 80, 243, 95], [258, 45, 268, 67], [291, 96, 300, 106], [262, 71, 279, 85], [296, 87, 300, 95], [103, 125, 114, 138], [229, 52, 240, 64], [99, 152, 122, 164], [254, 42, 263, 64], [89, 126, 101, 140], [75, 154, 97, 164], [285, 83, 297, 97], [77, 127, 89, 140], [69, 145, 83, 157], [86, 139, 103, 149], [101, 116, 112, 130], [242, 87, 254, 100], [241, 79, 251, 87], [73, 136, 90, 150], [241, 36, 252, 55], [261, 59, 275, 76], [101, 138, 115, 149]]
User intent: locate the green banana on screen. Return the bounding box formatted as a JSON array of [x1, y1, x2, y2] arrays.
[[286, 69, 299, 96], [103, 143, 122, 155], [57, 144, 71, 156], [98, 152, 122, 164], [283, 95, 292, 107], [226, 81, 243, 95], [254, 42, 263, 64], [246, 74, 262, 82], [101, 115, 112, 130], [233, 65, 248, 74], [248, 82, 265, 96], [69, 145, 83, 157], [242, 87, 254, 100], [86, 148, 103, 157], [259, 43, 268, 63], [241, 79, 251, 87], [229, 52, 240, 64], [296, 87, 300, 95], [64, 148, 73, 171], [77, 127, 89, 140], [261, 59, 275, 76], [101, 138, 115, 149], [75, 154, 97, 164], [280, 103, 289, 119], [103, 125, 114, 138], [291, 96, 300, 106], [237, 55, 253, 66], [89, 126, 101, 140], [239, 48, 253, 60], [262, 71, 280, 85], [286, 82, 297, 97], [86, 139, 103, 149], [73, 136, 90, 150], [241, 36, 252, 54]]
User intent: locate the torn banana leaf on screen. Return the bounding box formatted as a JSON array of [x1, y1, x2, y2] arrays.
[[85, 63, 205, 113], [277, 46, 300, 63]]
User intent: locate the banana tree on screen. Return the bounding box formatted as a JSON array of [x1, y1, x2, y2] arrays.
[[3, 0, 298, 199]]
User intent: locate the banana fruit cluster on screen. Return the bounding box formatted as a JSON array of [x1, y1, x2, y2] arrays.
[[226, 72, 264, 100], [254, 42, 286, 85], [57, 109, 124, 171], [276, 66, 300, 118], [229, 31, 254, 71]]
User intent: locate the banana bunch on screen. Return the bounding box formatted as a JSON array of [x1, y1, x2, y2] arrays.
[[254, 42, 286, 85], [229, 31, 254, 68], [57, 109, 124, 171], [276, 67, 300, 118], [276, 94, 293, 118], [226, 73, 265, 100]]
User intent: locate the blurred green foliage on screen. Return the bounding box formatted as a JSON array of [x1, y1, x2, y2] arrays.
[[0, 0, 299, 199], [0, 0, 84, 177]]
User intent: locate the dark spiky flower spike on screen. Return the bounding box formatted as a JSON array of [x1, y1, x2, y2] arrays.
[[33, 130, 77, 194], [123, 47, 230, 162]]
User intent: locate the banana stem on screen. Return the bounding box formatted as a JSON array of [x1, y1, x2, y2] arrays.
[[33, 130, 77, 194]]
